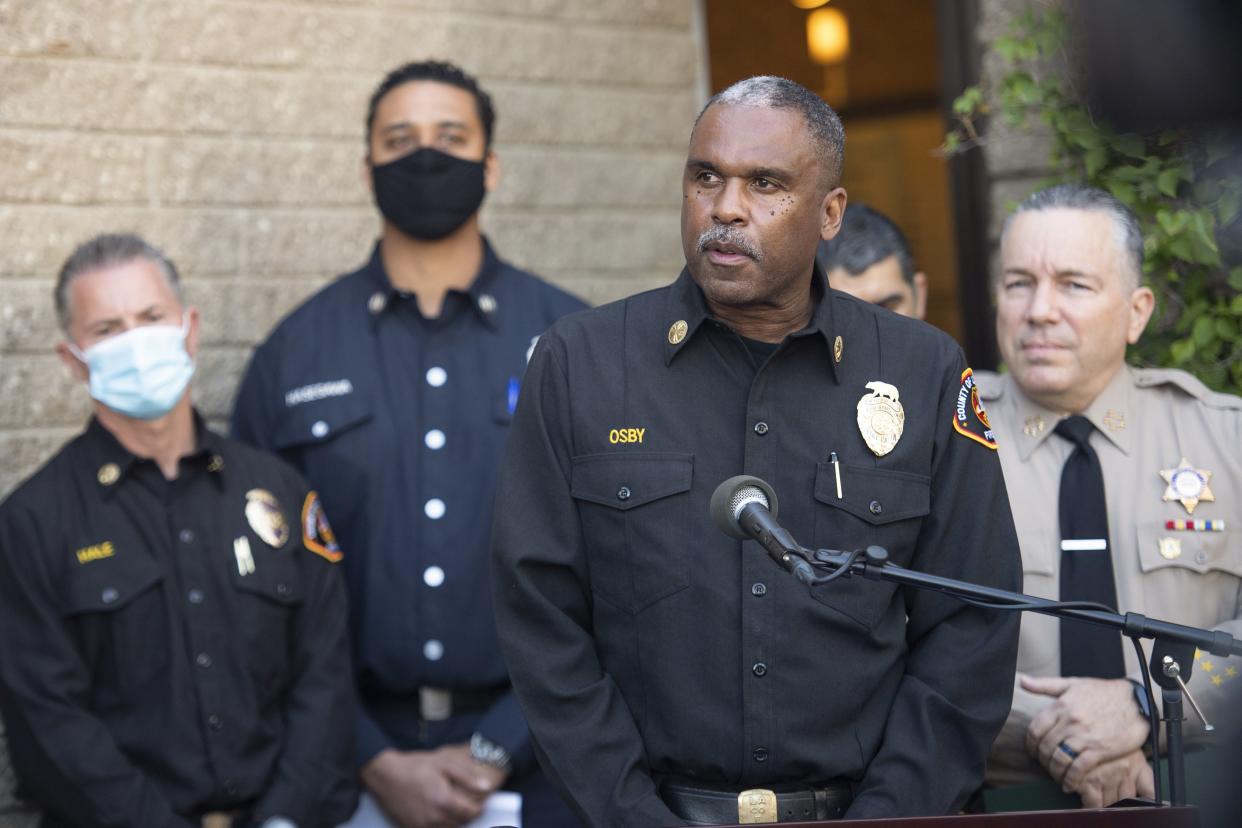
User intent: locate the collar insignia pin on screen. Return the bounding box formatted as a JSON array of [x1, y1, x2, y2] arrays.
[[97, 463, 120, 486], [1103, 410, 1126, 432], [367, 291, 386, 315], [668, 319, 688, 345], [1023, 415, 1045, 437], [857, 380, 905, 457], [245, 489, 289, 548], [833, 335, 843, 364], [1160, 457, 1215, 515]]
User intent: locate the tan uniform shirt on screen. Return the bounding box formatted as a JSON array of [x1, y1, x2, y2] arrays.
[[976, 367, 1242, 785]]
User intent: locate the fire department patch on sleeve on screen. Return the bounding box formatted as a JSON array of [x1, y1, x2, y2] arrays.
[[301, 491, 343, 562], [952, 368, 998, 450]]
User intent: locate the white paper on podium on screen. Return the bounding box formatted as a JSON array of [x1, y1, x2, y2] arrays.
[[463, 790, 521, 828]]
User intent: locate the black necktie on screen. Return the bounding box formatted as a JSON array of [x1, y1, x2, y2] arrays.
[[1055, 415, 1125, 678]]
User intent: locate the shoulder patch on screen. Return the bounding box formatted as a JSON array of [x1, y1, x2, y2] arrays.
[[953, 368, 999, 450], [301, 491, 343, 562], [1133, 367, 1242, 411]]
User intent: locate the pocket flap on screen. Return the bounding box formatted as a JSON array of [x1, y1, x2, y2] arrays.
[[232, 558, 303, 605], [61, 555, 163, 615], [271, 392, 372, 450], [1136, 523, 1242, 576], [813, 463, 931, 525], [570, 452, 694, 511]]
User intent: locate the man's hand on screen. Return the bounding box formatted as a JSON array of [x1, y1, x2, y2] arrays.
[[1072, 749, 1155, 808], [1022, 675, 1149, 786], [361, 744, 504, 828]]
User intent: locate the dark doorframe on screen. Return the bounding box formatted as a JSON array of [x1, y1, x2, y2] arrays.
[[935, 0, 999, 370]]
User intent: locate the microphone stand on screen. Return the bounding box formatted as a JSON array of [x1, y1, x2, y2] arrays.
[[801, 544, 1239, 807]]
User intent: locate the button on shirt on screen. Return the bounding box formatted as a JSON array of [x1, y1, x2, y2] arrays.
[[491, 269, 1023, 825], [0, 417, 355, 828], [230, 239, 585, 766]]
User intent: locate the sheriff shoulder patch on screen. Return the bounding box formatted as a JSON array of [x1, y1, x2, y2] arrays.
[[953, 368, 998, 450], [302, 491, 343, 562]]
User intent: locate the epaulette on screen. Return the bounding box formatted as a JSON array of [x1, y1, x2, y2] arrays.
[[972, 369, 1005, 402], [1132, 367, 1242, 411]]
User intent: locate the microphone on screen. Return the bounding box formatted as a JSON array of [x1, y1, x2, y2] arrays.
[[710, 475, 816, 584]]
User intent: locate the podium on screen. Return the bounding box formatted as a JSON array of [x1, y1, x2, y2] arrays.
[[698, 805, 1196, 827]]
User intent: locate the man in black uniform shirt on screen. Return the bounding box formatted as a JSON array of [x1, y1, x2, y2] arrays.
[[0, 234, 355, 828], [231, 61, 584, 827], [491, 76, 1022, 826]]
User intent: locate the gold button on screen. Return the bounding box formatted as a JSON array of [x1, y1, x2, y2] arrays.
[[97, 463, 120, 486], [833, 335, 843, 363], [668, 319, 688, 345], [1159, 537, 1182, 560]]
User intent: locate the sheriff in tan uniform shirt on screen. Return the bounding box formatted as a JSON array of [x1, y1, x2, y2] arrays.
[[978, 366, 1242, 785]]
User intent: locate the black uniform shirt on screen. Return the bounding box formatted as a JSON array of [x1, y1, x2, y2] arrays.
[[491, 269, 1023, 826], [0, 416, 355, 828], [230, 240, 586, 766]]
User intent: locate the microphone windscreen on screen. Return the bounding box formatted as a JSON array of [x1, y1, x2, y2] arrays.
[[709, 475, 779, 539]]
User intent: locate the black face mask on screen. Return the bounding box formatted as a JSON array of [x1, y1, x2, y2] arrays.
[[370, 147, 487, 241]]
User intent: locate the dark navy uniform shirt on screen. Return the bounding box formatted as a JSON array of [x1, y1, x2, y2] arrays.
[[0, 416, 356, 828], [492, 268, 1023, 826], [231, 239, 586, 768]]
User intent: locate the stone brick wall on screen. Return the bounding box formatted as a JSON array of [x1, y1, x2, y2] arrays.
[[0, 0, 705, 818]]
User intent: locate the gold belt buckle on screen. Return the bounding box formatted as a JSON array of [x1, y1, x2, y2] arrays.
[[738, 788, 778, 824]]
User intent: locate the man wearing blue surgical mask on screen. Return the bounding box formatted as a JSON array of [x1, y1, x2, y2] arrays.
[[0, 233, 357, 827], [231, 62, 585, 828]]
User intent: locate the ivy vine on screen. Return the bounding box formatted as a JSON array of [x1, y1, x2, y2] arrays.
[[945, 6, 1242, 393]]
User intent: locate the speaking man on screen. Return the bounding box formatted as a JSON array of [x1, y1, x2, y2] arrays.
[[979, 184, 1242, 808], [0, 233, 355, 827], [491, 76, 1022, 826]]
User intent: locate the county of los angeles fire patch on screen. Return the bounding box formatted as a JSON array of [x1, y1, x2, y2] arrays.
[[301, 491, 343, 562], [953, 368, 998, 450]]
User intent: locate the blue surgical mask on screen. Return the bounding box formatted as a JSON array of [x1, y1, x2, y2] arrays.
[[69, 319, 196, 420]]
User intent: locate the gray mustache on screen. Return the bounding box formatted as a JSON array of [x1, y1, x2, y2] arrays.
[[696, 225, 761, 261]]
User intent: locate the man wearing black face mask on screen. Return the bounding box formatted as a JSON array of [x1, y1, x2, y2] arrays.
[[231, 61, 586, 828]]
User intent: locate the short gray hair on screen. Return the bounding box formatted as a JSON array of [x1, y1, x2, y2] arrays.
[[695, 75, 846, 187], [55, 233, 183, 332], [1001, 184, 1145, 288]]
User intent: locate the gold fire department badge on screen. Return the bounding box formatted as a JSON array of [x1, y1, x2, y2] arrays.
[[245, 489, 289, 549], [857, 380, 905, 457]]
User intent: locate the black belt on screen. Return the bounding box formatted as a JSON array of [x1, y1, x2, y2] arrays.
[[661, 781, 852, 825]]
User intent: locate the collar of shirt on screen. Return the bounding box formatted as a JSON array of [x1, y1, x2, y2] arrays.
[[84, 411, 228, 499], [1007, 366, 1134, 460], [361, 235, 506, 331], [661, 263, 843, 384]]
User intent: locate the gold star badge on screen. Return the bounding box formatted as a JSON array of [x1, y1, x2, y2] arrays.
[[1160, 457, 1215, 515], [668, 319, 688, 345]]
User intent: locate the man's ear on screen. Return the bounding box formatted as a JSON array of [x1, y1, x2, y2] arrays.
[[484, 149, 501, 193], [1127, 286, 1155, 344], [361, 155, 373, 199], [820, 188, 847, 241], [56, 339, 89, 383], [912, 272, 928, 320], [184, 307, 202, 359]]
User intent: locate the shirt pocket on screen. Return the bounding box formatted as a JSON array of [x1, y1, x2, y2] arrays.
[[1135, 522, 1242, 628], [271, 392, 373, 451], [60, 553, 168, 697], [810, 462, 931, 629], [570, 452, 694, 615], [230, 544, 305, 695]]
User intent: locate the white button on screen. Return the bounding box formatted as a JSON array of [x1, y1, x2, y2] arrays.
[[478, 293, 497, 314], [424, 498, 446, 520], [423, 566, 445, 587], [311, 420, 329, 438], [423, 639, 444, 661], [424, 429, 446, 450], [425, 366, 447, 387]]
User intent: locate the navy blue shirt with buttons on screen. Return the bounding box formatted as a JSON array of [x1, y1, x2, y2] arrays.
[[230, 239, 585, 770]]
